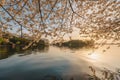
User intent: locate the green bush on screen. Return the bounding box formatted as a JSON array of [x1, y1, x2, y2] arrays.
[[0, 38, 4, 44], [16, 41, 21, 44], [9, 37, 29, 45]]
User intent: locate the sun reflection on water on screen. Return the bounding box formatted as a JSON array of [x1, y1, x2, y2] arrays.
[[88, 52, 100, 60]]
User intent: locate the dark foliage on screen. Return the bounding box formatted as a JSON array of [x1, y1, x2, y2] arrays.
[[54, 40, 94, 49]]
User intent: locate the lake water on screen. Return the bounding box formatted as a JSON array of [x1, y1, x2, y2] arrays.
[[0, 46, 120, 80]]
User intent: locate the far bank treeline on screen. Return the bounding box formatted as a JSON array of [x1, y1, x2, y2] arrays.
[[53, 39, 94, 49], [0, 32, 94, 50], [0, 32, 49, 50]]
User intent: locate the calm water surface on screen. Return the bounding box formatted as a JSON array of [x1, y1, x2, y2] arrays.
[[0, 46, 120, 80]]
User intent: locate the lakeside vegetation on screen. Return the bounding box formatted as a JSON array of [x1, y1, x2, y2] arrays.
[[0, 32, 94, 51], [0, 32, 49, 59], [0, 32, 49, 52]]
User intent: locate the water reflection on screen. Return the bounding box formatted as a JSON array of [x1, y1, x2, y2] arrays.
[[18, 46, 49, 56], [0, 46, 94, 80], [88, 52, 100, 60], [0, 46, 49, 60], [85, 45, 120, 70], [0, 46, 120, 80], [0, 45, 15, 60]]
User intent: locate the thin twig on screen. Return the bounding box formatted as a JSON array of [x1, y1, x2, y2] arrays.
[[45, 0, 58, 20], [0, 4, 23, 27], [68, 0, 84, 19], [15, 0, 28, 16], [4, 0, 22, 7], [38, 0, 44, 25]]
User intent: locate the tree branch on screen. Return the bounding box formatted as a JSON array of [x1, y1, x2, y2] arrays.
[[38, 0, 44, 25], [68, 0, 84, 19]]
